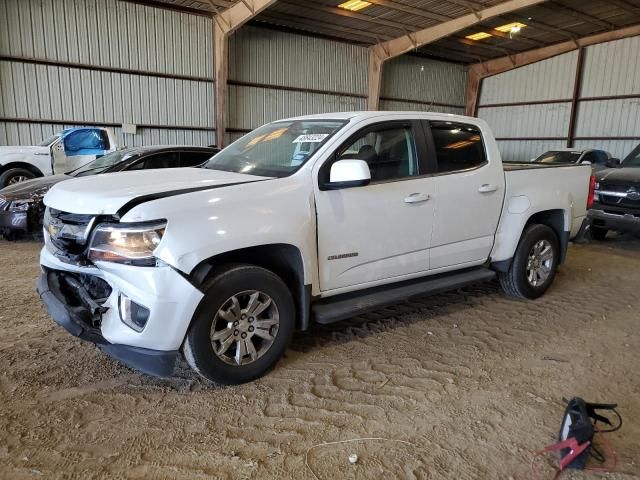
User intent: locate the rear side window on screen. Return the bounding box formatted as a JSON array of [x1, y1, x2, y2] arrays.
[[142, 152, 180, 169], [181, 151, 214, 167], [430, 122, 486, 174]]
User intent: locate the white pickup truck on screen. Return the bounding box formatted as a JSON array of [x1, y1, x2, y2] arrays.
[[37, 112, 593, 384], [0, 127, 116, 188]]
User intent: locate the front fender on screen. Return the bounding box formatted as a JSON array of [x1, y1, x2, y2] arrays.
[[121, 176, 318, 287]]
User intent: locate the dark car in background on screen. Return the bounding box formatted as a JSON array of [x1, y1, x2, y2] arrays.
[[0, 145, 218, 239], [588, 144, 640, 240]]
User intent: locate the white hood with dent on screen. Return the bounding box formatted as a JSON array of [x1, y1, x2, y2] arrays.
[[44, 168, 269, 215]]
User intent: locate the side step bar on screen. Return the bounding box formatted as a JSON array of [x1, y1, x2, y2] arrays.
[[312, 267, 496, 325]]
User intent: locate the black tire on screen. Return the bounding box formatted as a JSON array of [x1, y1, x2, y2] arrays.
[[0, 168, 36, 188], [591, 227, 608, 241], [499, 224, 560, 299], [183, 264, 295, 385]]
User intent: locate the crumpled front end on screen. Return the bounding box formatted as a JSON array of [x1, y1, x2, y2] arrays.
[[38, 207, 204, 377]]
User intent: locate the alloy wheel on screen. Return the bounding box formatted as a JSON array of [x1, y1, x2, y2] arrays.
[[210, 290, 280, 366], [526, 239, 554, 287]]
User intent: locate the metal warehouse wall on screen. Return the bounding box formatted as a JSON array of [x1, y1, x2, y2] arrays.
[[227, 26, 467, 143], [1, 1, 467, 148], [0, 0, 214, 147], [573, 36, 640, 158], [380, 55, 466, 115], [477, 36, 640, 162]]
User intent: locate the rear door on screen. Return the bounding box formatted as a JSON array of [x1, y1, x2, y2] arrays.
[[425, 121, 504, 270], [314, 120, 436, 292]]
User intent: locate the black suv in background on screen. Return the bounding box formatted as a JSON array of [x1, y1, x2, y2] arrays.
[[589, 144, 640, 240], [0, 145, 218, 239]]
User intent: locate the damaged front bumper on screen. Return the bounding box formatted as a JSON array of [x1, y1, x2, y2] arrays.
[[38, 247, 204, 378]]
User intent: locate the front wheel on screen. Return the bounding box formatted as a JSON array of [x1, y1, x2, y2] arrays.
[[183, 264, 294, 385], [0, 168, 35, 188], [499, 224, 560, 299]]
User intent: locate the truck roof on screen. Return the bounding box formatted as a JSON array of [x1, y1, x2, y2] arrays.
[[281, 111, 479, 123]]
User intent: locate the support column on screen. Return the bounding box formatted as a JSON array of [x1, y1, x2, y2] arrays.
[[567, 48, 585, 148], [214, 22, 229, 148], [465, 67, 482, 117], [367, 47, 384, 111]]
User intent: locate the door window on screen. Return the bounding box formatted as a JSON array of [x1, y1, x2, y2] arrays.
[[581, 150, 609, 166], [142, 152, 180, 169], [62, 129, 108, 156], [336, 126, 418, 182], [181, 151, 214, 167], [430, 122, 486, 174]]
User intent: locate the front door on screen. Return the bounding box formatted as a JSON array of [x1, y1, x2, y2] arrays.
[[315, 121, 435, 292], [55, 128, 110, 173], [426, 121, 504, 270]]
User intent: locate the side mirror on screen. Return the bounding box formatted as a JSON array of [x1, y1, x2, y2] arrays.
[[325, 159, 371, 190], [580, 160, 592, 165], [606, 158, 621, 168]]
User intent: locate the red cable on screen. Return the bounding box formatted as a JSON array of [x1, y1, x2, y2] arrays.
[[585, 426, 617, 473]]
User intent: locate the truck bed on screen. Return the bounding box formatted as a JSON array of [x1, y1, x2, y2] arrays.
[[502, 161, 586, 171]]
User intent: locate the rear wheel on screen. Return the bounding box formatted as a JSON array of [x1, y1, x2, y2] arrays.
[[590, 227, 608, 241], [183, 264, 294, 385], [0, 168, 35, 188], [499, 224, 560, 299]]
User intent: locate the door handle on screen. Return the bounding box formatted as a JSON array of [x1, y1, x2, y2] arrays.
[[404, 192, 430, 204], [478, 184, 498, 193]]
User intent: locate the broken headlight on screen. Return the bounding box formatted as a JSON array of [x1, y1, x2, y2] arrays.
[[88, 222, 166, 266], [9, 199, 33, 211]]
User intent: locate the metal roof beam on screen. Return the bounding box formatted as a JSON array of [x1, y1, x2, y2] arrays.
[[367, 0, 548, 110]]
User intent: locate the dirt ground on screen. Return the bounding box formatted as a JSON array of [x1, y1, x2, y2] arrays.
[[0, 237, 638, 480]]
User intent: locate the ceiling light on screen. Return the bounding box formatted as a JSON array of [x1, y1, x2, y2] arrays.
[[338, 0, 372, 11], [465, 32, 492, 41], [495, 22, 527, 33]]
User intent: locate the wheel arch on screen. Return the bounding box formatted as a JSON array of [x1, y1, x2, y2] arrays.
[[188, 243, 312, 331], [0, 162, 45, 178], [492, 208, 569, 273], [524, 209, 568, 263]]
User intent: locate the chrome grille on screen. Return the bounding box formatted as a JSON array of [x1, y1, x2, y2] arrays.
[[44, 207, 96, 254]]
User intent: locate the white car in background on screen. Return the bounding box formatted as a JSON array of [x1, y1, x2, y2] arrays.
[[37, 112, 593, 385], [0, 127, 117, 187], [532, 148, 613, 171]]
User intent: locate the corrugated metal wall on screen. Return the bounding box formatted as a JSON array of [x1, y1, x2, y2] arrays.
[[477, 36, 640, 162], [0, 0, 214, 147], [227, 26, 466, 143], [1, 1, 467, 148], [477, 51, 577, 162], [380, 55, 466, 114], [574, 35, 640, 159], [227, 26, 367, 142]]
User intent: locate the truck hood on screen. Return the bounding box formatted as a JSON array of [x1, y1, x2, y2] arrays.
[[596, 167, 640, 186], [0, 145, 50, 159], [44, 168, 272, 215]]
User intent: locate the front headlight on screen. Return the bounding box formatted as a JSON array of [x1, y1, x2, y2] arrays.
[[9, 199, 33, 212], [88, 221, 166, 266]]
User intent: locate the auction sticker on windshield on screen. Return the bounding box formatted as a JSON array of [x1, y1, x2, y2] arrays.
[[293, 134, 329, 143]]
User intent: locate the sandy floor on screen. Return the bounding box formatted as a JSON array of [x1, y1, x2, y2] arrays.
[[0, 237, 638, 480]]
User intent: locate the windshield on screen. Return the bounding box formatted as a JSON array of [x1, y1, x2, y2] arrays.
[[533, 151, 582, 164], [69, 150, 132, 177], [622, 145, 640, 167], [203, 120, 347, 177], [37, 134, 60, 147]]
